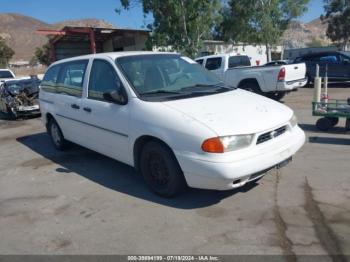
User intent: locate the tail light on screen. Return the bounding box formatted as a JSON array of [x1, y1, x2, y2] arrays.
[[277, 67, 285, 81]]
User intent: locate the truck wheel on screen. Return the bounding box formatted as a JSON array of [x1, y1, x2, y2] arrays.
[[48, 118, 69, 150], [316, 117, 332, 131], [140, 141, 186, 197], [266, 92, 286, 101], [326, 117, 339, 126], [5, 106, 16, 120], [239, 81, 261, 94]]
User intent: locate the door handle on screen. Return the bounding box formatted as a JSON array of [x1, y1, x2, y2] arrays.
[[83, 107, 92, 113], [71, 104, 80, 109]]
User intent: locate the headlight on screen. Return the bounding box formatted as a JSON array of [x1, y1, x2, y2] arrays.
[[290, 114, 298, 127], [202, 135, 253, 153]]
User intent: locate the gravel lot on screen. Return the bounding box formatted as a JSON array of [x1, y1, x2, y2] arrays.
[[0, 86, 349, 258]]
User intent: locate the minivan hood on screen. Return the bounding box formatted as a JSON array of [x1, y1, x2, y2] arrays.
[[162, 89, 293, 136]]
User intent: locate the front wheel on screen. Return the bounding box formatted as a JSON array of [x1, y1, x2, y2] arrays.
[[140, 141, 186, 197], [48, 118, 69, 150]]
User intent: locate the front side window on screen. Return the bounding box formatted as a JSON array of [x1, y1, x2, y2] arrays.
[[205, 57, 222, 70], [88, 59, 123, 101], [116, 54, 231, 102], [57, 60, 88, 97]]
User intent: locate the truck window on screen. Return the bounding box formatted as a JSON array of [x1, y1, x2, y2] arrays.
[[88, 59, 123, 101], [57, 60, 88, 97], [228, 56, 251, 68], [319, 55, 338, 63], [41, 65, 61, 93], [196, 59, 204, 65], [0, 70, 14, 79], [205, 57, 222, 70]]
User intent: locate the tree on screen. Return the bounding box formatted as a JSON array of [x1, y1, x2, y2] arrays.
[[118, 0, 222, 57], [220, 0, 309, 61], [321, 0, 350, 50], [307, 37, 325, 47], [0, 37, 15, 67], [34, 42, 51, 66]]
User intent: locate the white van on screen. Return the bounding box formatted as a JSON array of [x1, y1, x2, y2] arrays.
[[39, 52, 305, 197]]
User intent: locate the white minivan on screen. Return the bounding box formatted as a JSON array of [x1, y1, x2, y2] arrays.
[[39, 52, 305, 197]]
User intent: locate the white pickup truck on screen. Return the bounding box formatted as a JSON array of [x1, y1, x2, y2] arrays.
[[195, 54, 307, 100]]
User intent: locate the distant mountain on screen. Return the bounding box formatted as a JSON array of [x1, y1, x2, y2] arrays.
[[282, 18, 330, 49], [0, 13, 115, 61]]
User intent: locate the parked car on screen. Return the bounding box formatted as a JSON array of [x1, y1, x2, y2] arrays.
[[0, 77, 41, 118], [294, 51, 350, 83], [40, 52, 305, 197], [195, 54, 307, 101], [0, 69, 16, 82]]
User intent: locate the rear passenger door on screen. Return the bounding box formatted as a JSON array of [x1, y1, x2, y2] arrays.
[[54, 60, 89, 144], [80, 58, 130, 164]]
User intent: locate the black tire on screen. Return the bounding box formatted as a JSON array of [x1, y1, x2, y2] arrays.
[[140, 141, 186, 197], [316, 117, 332, 131], [326, 117, 339, 126], [48, 118, 69, 150], [266, 92, 286, 101], [239, 81, 261, 94], [5, 105, 16, 120]]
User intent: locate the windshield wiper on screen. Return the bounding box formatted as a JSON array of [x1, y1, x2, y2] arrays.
[[140, 89, 182, 95], [180, 83, 233, 93]]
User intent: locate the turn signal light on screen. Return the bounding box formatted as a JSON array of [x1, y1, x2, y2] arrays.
[[201, 137, 224, 153]]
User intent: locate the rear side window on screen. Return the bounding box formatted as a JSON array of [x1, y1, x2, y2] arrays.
[[41, 65, 61, 93], [88, 59, 123, 101], [228, 56, 251, 68], [196, 59, 204, 65], [205, 57, 222, 70], [57, 60, 88, 97]]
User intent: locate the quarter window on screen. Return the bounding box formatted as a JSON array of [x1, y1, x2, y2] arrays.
[[196, 59, 204, 65], [41, 65, 60, 93], [88, 59, 123, 101], [205, 57, 222, 70], [57, 60, 88, 97]]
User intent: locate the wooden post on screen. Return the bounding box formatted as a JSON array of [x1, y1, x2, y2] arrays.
[[89, 29, 96, 54]]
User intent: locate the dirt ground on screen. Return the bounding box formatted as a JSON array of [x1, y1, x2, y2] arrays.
[[0, 86, 349, 259]]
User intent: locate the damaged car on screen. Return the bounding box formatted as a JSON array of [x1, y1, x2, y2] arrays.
[[0, 77, 41, 119]]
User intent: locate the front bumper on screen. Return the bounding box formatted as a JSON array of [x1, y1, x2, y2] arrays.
[[175, 125, 305, 190], [276, 78, 307, 91]]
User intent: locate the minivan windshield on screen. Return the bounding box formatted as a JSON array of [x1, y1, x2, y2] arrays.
[[116, 54, 233, 101]]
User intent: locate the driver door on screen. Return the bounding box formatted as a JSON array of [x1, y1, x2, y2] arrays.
[[80, 58, 131, 165]]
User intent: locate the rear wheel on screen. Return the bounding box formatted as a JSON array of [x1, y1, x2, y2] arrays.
[[266, 92, 286, 101], [140, 141, 186, 197], [326, 117, 339, 126], [239, 81, 261, 94], [316, 117, 332, 131], [48, 118, 69, 150]]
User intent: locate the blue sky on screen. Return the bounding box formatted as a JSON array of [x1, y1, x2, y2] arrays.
[[1, 0, 324, 29]]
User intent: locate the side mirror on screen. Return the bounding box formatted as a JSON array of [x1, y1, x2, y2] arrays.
[[103, 90, 128, 105], [343, 60, 350, 65]]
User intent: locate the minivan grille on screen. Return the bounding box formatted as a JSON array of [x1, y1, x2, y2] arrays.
[[256, 126, 287, 145]]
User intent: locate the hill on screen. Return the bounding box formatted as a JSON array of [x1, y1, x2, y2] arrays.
[[282, 18, 331, 49], [0, 13, 114, 61]]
